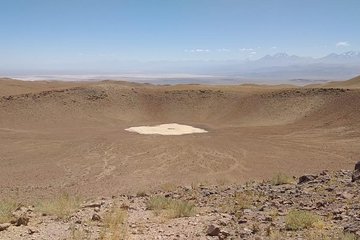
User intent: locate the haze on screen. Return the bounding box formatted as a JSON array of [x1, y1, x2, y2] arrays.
[[1, 0, 360, 83]]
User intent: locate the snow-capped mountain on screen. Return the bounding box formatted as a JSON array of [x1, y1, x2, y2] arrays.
[[259, 52, 309, 61], [320, 51, 360, 64], [323, 51, 360, 58], [207, 52, 360, 81], [254, 51, 360, 65], [254, 53, 315, 67]]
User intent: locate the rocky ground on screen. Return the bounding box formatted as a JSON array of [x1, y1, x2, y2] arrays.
[[0, 162, 359, 240]]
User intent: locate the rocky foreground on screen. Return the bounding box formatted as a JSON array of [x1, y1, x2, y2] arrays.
[[1, 162, 360, 240]]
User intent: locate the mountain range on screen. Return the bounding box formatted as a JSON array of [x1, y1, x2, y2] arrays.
[[256, 51, 360, 66], [5, 52, 360, 85], [182, 51, 360, 83]]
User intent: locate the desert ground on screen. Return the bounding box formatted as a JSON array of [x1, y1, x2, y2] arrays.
[[1, 76, 360, 239], [1, 77, 360, 201]]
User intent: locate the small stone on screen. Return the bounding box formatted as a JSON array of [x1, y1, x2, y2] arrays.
[[82, 202, 102, 208], [344, 222, 360, 234], [352, 170, 360, 182], [316, 201, 326, 208], [218, 218, 230, 226], [264, 216, 273, 222], [298, 174, 317, 184], [352, 161, 360, 182], [183, 186, 192, 191], [320, 170, 329, 176], [206, 224, 221, 236], [12, 216, 29, 226], [220, 230, 231, 237], [0, 223, 11, 231], [243, 209, 252, 214], [354, 161, 360, 171], [91, 213, 102, 221], [259, 205, 266, 211], [332, 208, 345, 215], [28, 228, 38, 235], [243, 227, 252, 234], [340, 192, 354, 200]]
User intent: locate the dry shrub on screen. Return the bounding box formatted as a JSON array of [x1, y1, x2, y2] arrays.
[[100, 206, 127, 240], [268, 230, 285, 240], [220, 191, 256, 219], [167, 200, 195, 218], [285, 210, 321, 231], [160, 183, 177, 192], [234, 191, 254, 209], [0, 199, 19, 223], [271, 172, 293, 185], [136, 190, 147, 197], [146, 196, 170, 210], [146, 196, 195, 218], [69, 224, 92, 240], [36, 192, 81, 220], [337, 232, 359, 240]]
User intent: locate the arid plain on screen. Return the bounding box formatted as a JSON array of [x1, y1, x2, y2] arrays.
[[1, 77, 360, 201]]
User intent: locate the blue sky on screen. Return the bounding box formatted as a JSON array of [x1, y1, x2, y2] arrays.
[[0, 0, 359, 73]]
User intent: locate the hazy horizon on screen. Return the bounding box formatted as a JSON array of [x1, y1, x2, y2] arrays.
[[1, 0, 360, 82], [1, 1, 359, 70]]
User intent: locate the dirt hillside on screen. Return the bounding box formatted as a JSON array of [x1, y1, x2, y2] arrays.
[[1, 168, 360, 239], [309, 75, 360, 89]]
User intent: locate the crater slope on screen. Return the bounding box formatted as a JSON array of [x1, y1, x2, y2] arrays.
[[1, 79, 360, 200]]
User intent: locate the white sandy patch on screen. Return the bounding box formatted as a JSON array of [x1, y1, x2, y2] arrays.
[[125, 123, 207, 135]]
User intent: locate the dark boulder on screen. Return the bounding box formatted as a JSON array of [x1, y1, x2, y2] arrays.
[[91, 213, 102, 221], [298, 174, 317, 184], [352, 161, 360, 182], [355, 161, 360, 171], [206, 224, 221, 236], [0, 223, 10, 231], [11, 215, 29, 226]]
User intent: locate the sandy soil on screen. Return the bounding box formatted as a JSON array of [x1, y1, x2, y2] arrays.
[[1, 77, 360, 201]]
